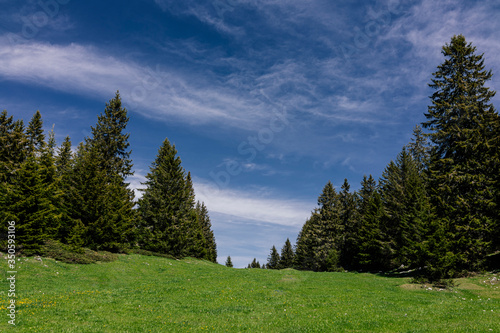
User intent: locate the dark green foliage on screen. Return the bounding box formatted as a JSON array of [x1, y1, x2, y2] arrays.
[[406, 125, 430, 173], [64, 93, 136, 251], [55, 136, 72, 177], [87, 91, 133, 179], [294, 213, 319, 270], [270, 35, 498, 280], [423, 35, 499, 276], [225, 256, 233, 268], [0, 95, 218, 259], [279, 238, 295, 269], [0, 110, 27, 185], [295, 181, 343, 272], [353, 175, 389, 271], [4, 155, 60, 253], [0, 111, 64, 252], [379, 149, 432, 269], [0, 111, 27, 242], [66, 143, 135, 251], [196, 201, 217, 263], [267, 245, 280, 269], [248, 258, 261, 268], [137, 138, 207, 259], [40, 240, 118, 264], [26, 110, 45, 155], [338, 178, 358, 270]]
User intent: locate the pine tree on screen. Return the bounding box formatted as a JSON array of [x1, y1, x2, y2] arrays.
[[267, 245, 280, 269], [422, 35, 499, 275], [279, 238, 295, 269], [225, 256, 233, 268]]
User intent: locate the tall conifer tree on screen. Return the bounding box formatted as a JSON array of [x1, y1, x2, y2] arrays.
[[353, 175, 388, 271], [196, 201, 217, 262], [267, 245, 280, 269], [137, 138, 206, 258], [65, 93, 135, 251], [26, 110, 45, 156], [338, 178, 358, 270], [225, 256, 233, 268], [379, 149, 431, 269], [295, 181, 342, 271], [423, 35, 499, 275], [279, 238, 295, 269]]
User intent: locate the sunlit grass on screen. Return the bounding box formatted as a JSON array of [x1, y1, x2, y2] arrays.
[[1, 254, 499, 332]]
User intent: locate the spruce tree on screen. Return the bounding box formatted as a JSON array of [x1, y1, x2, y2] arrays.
[[406, 125, 430, 173], [65, 93, 135, 251], [248, 258, 261, 268], [353, 175, 388, 271], [295, 181, 342, 272], [196, 201, 217, 262], [279, 238, 295, 269], [55, 136, 73, 177], [423, 35, 499, 275], [267, 245, 280, 269], [0, 111, 27, 239], [379, 149, 431, 269], [26, 110, 45, 156], [0, 111, 27, 185], [316, 181, 342, 271], [137, 138, 206, 258], [294, 212, 320, 270], [87, 91, 133, 179], [338, 178, 359, 270], [4, 154, 60, 253], [1, 112, 64, 252], [225, 256, 233, 267]]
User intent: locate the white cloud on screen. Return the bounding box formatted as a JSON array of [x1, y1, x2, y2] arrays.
[[194, 180, 313, 227], [382, 0, 500, 100], [127, 173, 147, 201], [0, 38, 266, 129]]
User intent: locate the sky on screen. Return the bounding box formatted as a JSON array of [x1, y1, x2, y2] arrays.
[[1, 0, 499, 268]]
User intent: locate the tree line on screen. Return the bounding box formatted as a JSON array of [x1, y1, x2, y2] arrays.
[[0, 92, 217, 262], [262, 35, 499, 281]]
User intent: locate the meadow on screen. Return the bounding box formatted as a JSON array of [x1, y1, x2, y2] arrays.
[[1, 254, 499, 332]]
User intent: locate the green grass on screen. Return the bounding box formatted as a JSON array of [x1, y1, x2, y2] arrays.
[[1, 254, 499, 332]]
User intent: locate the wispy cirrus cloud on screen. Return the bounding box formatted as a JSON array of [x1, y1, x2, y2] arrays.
[[0, 38, 267, 128], [381, 0, 500, 103], [194, 180, 313, 228]]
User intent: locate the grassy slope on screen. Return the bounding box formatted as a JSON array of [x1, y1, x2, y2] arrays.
[[1, 254, 499, 332]]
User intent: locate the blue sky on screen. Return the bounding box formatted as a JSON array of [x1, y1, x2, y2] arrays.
[[1, 0, 499, 267]]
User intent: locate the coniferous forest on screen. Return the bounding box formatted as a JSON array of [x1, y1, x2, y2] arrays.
[[0, 92, 217, 263], [1, 35, 499, 283], [263, 35, 500, 281]]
